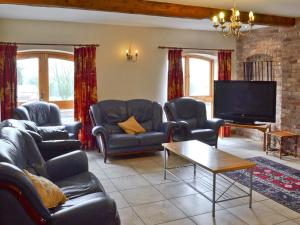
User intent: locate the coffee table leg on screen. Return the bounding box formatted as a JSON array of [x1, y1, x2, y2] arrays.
[[212, 173, 216, 217], [249, 168, 253, 208], [164, 147, 167, 180], [193, 164, 196, 178]]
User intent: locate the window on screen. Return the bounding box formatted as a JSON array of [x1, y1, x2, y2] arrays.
[[183, 55, 214, 118], [17, 51, 74, 122]]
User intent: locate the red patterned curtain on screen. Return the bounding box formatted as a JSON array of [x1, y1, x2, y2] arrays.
[[0, 44, 17, 121], [74, 46, 98, 149], [218, 50, 232, 137], [167, 49, 183, 101]]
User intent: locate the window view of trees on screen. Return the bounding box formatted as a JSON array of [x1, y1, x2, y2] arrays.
[[17, 58, 39, 102], [49, 58, 74, 101], [17, 51, 74, 122]]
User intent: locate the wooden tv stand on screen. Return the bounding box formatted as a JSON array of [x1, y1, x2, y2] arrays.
[[224, 122, 272, 151]]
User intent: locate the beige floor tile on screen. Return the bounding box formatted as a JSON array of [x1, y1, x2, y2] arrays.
[[192, 209, 247, 225], [142, 171, 177, 185], [103, 166, 138, 178], [108, 191, 129, 209], [99, 179, 117, 193], [121, 185, 165, 205], [111, 174, 150, 190], [277, 221, 300, 225], [158, 218, 196, 225], [130, 160, 162, 173], [118, 207, 145, 225], [261, 199, 300, 219], [170, 194, 223, 216], [228, 202, 288, 225], [154, 181, 197, 199], [133, 200, 186, 225], [294, 218, 300, 224]]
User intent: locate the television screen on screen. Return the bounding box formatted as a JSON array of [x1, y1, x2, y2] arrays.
[[214, 81, 277, 123]]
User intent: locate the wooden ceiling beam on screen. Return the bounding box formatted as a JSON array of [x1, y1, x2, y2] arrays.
[[0, 0, 296, 27]]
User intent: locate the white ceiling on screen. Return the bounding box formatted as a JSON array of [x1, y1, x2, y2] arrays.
[[153, 0, 300, 17], [1, 1, 292, 31]]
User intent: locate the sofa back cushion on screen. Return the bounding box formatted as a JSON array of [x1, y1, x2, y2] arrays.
[[91, 100, 127, 134], [127, 99, 161, 132], [165, 98, 207, 129], [90, 99, 163, 134], [0, 127, 48, 177]]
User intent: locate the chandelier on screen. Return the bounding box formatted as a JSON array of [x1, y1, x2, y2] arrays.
[[212, 0, 255, 38]]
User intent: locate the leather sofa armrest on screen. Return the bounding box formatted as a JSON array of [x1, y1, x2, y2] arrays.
[[51, 194, 119, 225], [64, 121, 82, 139], [0, 163, 51, 222], [46, 151, 88, 181], [176, 120, 192, 133], [26, 130, 43, 143], [92, 126, 109, 141], [160, 121, 176, 135], [205, 118, 225, 133], [38, 127, 69, 141], [38, 140, 82, 161]]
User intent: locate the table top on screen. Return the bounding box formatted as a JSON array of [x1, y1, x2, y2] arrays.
[[162, 140, 256, 173], [268, 130, 299, 138]]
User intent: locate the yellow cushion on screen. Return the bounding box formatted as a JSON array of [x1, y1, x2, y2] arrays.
[[24, 170, 68, 209], [118, 116, 146, 134]]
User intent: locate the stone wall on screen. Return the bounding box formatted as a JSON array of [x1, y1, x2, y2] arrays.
[[235, 19, 300, 140]]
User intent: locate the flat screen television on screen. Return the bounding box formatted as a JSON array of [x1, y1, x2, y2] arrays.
[[214, 81, 277, 124]]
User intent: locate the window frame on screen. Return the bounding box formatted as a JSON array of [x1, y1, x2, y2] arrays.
[[183, 55, 215, 116], [17, 51, 74, 109]]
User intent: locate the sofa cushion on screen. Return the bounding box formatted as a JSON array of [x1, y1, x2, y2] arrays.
[[136, 132, 167, 146], [118, 116, 146, 135], [55, 172, 103, 199], [191, 129, 215, 140], [23, 101, 51, 126], [108, 134, 140, 149], [24, 170, 67, 209]]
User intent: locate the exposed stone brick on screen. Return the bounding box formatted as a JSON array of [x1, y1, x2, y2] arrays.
[[235, 19, 300, 140]]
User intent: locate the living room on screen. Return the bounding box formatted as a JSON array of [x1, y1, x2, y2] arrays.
[[0, 1, 299, 225]]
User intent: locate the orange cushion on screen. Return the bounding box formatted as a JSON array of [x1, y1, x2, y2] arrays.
[[24, 170, 68, 209], [118, 116, 146, 134]]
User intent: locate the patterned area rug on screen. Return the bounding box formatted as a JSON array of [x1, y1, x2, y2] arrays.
[[225, 157, 300, 213]]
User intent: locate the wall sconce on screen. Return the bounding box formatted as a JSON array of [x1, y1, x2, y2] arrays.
[[126, 47, 138, 62]]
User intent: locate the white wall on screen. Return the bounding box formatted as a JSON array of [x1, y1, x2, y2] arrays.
[[0, 19, 236, 106]]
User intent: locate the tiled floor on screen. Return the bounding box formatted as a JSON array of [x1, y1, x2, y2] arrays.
[[87, 136, 300, 225]]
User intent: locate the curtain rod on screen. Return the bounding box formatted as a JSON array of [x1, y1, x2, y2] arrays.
[[0, 42, 100, 47], [158, 46, 234, 52]]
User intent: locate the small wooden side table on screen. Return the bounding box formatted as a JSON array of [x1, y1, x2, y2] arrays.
[[224, 122, 271, 151], [266, 131, 298, 159]]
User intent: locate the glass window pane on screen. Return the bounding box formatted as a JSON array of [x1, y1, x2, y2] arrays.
[[48, 58, 74, 101], [17, 58, 39, 103], [189, 58, 211, 96]]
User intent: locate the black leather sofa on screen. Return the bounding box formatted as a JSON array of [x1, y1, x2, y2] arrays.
[[3, 119, 81, 160], [164, 97, 224, 147], [0, 126, 120, 225], [90, 99, 174, 162], [14, 101, 82, 140]]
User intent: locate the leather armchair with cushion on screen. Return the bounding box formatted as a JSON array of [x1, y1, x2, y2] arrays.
[[164, 98, 224, 147], [14, 101, 82, 140], [3, 119, 82, 161], [90, 99, 174, 162], [0, 126, 120, 225]]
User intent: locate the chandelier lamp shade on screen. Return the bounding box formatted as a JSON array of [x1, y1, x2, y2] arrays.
[[212, 0, 255, 38]]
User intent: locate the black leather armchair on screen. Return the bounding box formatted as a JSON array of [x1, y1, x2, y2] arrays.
[[0, 126, 120, 225], [3, 119, 82, 161], [90, 99, 175, 162], [164, 98, 224, 147], [14, 101, 82, 140]]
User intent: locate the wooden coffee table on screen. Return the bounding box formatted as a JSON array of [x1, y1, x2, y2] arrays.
[[162, 140, 256, 217]]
